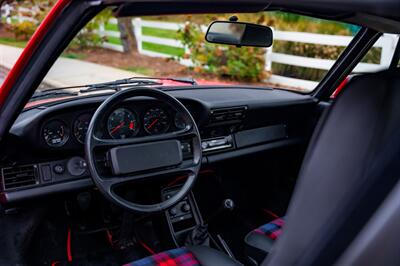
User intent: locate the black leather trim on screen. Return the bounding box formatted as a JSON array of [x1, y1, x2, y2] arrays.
[[244, 231, 275, 263], [187, 246, 242, 266]]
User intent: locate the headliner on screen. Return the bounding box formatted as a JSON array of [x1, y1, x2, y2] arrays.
[[100, 0, 400, 33]]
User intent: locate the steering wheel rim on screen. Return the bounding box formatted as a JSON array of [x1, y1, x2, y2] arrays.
[[85, 88, 202, 213]]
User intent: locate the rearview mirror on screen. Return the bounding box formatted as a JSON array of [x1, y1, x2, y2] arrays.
[[205, 21, 273, 47]]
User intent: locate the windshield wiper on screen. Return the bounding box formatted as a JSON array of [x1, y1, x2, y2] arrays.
[[33, 76, 197, 98], [30, 90, 78, 100], [79, 79, 162, 93], [127, 76, 198, 85]]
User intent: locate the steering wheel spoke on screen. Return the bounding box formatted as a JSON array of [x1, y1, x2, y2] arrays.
[[100, 167, 195, 190]]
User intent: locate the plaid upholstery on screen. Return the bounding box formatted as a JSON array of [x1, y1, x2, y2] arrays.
[[254, 217, 285, 240], [125, 247, 201, 266]]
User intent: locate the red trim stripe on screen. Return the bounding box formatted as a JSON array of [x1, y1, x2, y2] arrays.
[[139, 240, 156, 255], [0, 0, 72, 107], [67, 227, 72, 262], [331, 76, 349, 98], [106, 229, 113, 246], [262, 208, 280, 219]]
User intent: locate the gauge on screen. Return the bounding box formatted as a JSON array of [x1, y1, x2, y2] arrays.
[[174, 112, 188, 130], [144, 107, 170, 135], [73, 113, 92, 144], [107, 108, 139, 139], [43, 120, 69, 147]]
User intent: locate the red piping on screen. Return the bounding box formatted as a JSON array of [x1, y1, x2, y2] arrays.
[[138, 240, 156, 255], [262, 209, 280, 219], [106, 229, 114, 246], [67, 227, 72, 262], [0, 0, 72, 107], [167, 174, 188, 187]]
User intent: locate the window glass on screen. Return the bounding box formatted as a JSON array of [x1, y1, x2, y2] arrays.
[[2, 2, 396, 95]]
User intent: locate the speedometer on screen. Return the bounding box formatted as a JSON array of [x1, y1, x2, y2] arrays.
[[143, 107, 170, 135], [43, 120, 69, 147], [107, 108, 139, 139]]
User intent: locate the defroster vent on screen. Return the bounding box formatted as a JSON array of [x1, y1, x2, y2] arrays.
[[209, 106, 247, 124]]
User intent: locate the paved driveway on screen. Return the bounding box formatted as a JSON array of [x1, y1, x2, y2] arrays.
[[0, 66, 8, 85], [0, 44, 141, 89]]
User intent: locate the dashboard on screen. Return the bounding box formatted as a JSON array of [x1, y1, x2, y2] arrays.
[[41, 101, 188, 148], [0, 86, 319, 204]]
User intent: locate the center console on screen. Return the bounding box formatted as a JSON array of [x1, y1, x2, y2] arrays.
[[161, 186, 203, 245]]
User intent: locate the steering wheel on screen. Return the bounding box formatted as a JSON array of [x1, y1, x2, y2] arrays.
[[85, 88, 202, 213]]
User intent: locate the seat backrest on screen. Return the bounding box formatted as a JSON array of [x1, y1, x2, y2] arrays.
[[264, 69, 400, 266]]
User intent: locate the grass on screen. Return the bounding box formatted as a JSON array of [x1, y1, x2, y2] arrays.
[[142, 42, 184, 57], [105, 23, 119, 31], [122, 66, 155, 76], [61, 53, 87, 60], [142, 27, 179, 39], [107, 36, 122, 45], [0, 37, 27, 48], [104, 23, 182, 57]]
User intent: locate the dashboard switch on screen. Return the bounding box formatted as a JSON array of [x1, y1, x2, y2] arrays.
[[67, 157, 87, 176], [53, 164, 65, 175], [169, 208, 178, 216], [181, 203, 191, 213], [41, 165, 52, 182]]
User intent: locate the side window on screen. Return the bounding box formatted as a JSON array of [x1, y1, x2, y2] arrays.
[[354, 34, 399, 74]]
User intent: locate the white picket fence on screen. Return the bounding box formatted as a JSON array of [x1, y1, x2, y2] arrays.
[[1, 6, 37, 23], [2, 4, 399, 91], [268, 31, 398, 89], [99, 18, 399, 90], [98, 18, 193, 66]]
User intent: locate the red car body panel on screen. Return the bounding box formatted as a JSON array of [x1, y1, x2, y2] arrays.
[[0, 0, 71, 108]]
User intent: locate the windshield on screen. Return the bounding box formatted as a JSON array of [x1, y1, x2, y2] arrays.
[[1, 3, 398, 98]]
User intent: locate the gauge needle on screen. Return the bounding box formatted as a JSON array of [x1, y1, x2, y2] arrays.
[[147, 118, 159, 130], [110, 122, 125, 134]]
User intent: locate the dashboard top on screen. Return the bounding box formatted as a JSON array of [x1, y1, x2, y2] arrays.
[[8, 86, 316, 153]]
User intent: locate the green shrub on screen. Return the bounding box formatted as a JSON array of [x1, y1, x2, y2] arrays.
[[6, 1, 111, 49], [178, 22, 269, 82], [11, 20, 36, 40]]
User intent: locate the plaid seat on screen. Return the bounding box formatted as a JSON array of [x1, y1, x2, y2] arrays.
[[125, 247, 201, 266], [253, 217, 285, 240]]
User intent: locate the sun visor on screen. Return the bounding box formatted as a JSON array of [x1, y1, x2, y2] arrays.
[[107, 0, 270, 17]]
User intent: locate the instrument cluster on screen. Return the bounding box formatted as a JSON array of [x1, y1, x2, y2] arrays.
[[42, 104, 188, 148]]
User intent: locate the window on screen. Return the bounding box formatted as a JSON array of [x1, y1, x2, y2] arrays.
[[2, 2, 397, 95]]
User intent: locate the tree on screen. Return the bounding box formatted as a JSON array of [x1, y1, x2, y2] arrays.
[[117, 17, 137, 54]]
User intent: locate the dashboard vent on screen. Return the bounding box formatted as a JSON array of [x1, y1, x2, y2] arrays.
[[209, 106, 247, 124], [1, 164, 38, 190]]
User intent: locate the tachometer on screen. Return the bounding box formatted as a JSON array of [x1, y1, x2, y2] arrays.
[[73, 113, 92, 144], [43, 120, 69, 147], [107, 108, 139, 139], [144, 107, 170, 135]]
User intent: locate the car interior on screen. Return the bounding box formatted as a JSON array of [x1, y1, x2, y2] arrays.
[[1, 0, 400, 266]]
